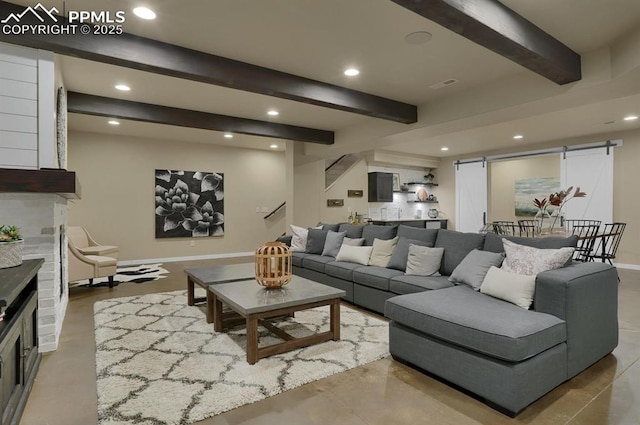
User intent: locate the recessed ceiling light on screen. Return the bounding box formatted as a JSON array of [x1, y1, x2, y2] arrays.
[[344, 68, 360, 77], [623, 115, 638, 121], [513, 134, 524, 140], [270, 144, 279, 149], [267, 110, 279, 116], [108, 120, 120, 125], [224, 133, 233, 139], [440, 146, 449, 151], [133, 6, 156, 20], [114, 84, 130, 91], [405, 31, 432, 45]]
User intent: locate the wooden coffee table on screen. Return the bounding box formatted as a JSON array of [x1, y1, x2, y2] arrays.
[[209, 276, 346, 364], [184, 263, 254, 322]]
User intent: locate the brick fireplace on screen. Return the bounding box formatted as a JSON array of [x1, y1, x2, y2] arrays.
[[0, 193, 69, 352]]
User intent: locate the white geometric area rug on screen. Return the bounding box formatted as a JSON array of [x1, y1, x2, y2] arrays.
[[94, 290, 389, 425]]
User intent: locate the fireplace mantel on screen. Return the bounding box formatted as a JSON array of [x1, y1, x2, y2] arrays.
[[0, 168, 81, 199]]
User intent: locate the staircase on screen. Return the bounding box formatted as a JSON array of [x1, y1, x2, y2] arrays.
[[325, 153, 361, 190]]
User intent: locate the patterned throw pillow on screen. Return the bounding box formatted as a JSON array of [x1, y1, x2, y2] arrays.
[[289, 225, 309, 252], [501, 239, 574, 276]]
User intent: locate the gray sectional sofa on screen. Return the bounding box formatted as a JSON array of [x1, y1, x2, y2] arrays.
[[284, 224, 619, 415]]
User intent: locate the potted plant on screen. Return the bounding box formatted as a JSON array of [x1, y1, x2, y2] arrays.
[[0, 225, 23, 268], [424, 173, 435, 184]]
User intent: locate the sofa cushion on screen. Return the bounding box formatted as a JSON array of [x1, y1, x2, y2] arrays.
[[502, 239, 574, 276], [353, 266, 404, 291], [291, 251, 311, 267], [319, 222, 341, 232], [362, 224, 397, 246], [449, 249, 505, 291], [321, 231, 346, 257], [301, 254, 335, 273], [335, 245, 373, 265], [481, 266, 536, 309], [406, 245, 444, 276], [338, 223, 364, 239], [368, 237, 399, 267], [325, 261, 363, 281], [388, 237, 433, 271], [390, 275, 454, 295], [305, 229, 329, 254], [483, 232, 578, 253], [397, 225, 438, 245], [343, 237, 365, 246], [385, 286, 567, 362], [434, 230, 485, 276]]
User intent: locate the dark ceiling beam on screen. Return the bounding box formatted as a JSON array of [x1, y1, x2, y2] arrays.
[[391, 0, 581, 85], [66, 92, 334, 145], [0, 1, 417, 124]]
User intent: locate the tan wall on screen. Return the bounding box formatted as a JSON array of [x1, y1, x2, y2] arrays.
[[438, 128, 640, 266], [68, 131, 286, 261], [323, 159, 369, 223], [488, 156, 560, 223], [292, 158, 369, 227], [292, 159, 323, 227]]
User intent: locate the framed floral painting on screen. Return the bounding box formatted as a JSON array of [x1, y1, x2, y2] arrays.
[[154, 169, 224, 238]]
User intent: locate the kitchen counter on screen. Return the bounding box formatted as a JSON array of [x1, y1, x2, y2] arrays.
[[370, 219, 447, 229]]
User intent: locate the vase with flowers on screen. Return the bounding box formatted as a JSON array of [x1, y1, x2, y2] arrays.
[[0, 225, 23, 268], [547, 186, 586, 232], [533, 197, 550, 231]]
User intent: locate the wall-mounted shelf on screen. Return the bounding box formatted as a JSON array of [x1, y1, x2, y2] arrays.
[[407, 182, 438, 186], [408, 200, 439, 204], [393, 190, 415, 193]]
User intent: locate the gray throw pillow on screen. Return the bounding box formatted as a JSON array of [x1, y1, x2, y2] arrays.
[[448, 249, 506, 291], [406, 245, 444, 276], [305, 229, 329, 254], [343, 237, 365, 246], [388, 237, 434, 271], [321, 231, 347, 257]]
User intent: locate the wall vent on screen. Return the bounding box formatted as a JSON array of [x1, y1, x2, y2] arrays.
[[429, 78, 458, 90]]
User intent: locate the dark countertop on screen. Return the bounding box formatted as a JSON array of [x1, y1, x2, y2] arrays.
[[371, 218, 447, 222]]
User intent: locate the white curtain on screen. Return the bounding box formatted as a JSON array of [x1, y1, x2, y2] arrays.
[[455, 161, 488, 232], [560, 147, 614, 225]]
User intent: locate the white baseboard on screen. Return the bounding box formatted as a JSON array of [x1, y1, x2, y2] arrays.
[[613, 263, 640, 271], [118, 251, 254, 266]]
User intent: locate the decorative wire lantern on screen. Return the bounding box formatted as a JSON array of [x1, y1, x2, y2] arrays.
[[255, 242, 292, 289]]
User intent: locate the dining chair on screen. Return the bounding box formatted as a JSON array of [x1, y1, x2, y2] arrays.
[[478, 223, 493, 233], [568, 223, 600, 261], [492, 221, 516, 236], [564, 219, 601, 233], [517, 220, 538, 237], [588, 223, 626, 265]]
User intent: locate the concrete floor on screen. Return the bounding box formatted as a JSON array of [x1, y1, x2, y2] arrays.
[[19, 260, 640, 425]]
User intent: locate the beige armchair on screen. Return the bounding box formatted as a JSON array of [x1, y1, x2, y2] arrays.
[[67, 226, 119, 288]]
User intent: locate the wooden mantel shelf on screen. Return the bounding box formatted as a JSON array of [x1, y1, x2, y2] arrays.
[[0, 168, 81, 199]]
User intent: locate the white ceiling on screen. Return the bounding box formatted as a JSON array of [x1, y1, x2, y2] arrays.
[[9, 0, 640, 157]]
